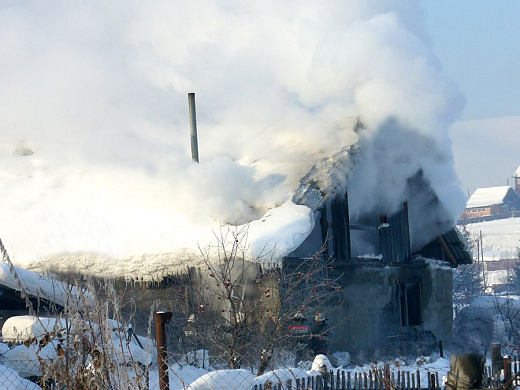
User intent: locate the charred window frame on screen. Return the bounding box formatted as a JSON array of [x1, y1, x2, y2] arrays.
[[398, 279, 422, 327]]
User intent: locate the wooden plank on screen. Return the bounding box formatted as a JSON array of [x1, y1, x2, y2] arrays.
[[406, 371, 410, 390], [411, 373, 415, 390], [513, 359, 518, 386], [416, 371, 420, 390], [504, 357, 512, 390]]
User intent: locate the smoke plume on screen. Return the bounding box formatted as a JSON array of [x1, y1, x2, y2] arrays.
[[0, 1, 466, 273]]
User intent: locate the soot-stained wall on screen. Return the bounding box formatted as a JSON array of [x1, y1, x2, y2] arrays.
[[327, 258, 453, 358]]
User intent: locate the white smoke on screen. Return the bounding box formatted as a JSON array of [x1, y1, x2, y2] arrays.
[[0, 1, 466, 271]]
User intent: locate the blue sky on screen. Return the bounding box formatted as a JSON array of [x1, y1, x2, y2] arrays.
[[421, 0, 520, 121]]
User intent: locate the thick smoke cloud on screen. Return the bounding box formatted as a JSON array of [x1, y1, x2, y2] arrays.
[[0, 1, 466, 267]]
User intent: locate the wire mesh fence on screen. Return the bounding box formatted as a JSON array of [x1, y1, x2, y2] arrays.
[[5, 335, 520, 390], [0, 357, 42, 390]]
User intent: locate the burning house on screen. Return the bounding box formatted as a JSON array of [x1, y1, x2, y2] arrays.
[[281, 143, 472, 357]]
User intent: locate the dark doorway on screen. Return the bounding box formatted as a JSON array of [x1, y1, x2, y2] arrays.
[[399, 280, 422, 327]]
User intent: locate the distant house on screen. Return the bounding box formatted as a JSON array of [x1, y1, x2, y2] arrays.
[[461, 186, 520, 223]]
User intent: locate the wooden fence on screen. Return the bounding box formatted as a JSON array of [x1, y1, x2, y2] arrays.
[[252, 367, 442, 390], [252, 360, 520, 390], [482, 357, 520, 388]]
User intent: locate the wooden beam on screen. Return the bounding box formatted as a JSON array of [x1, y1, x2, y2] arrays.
[[437, 236, 458, 266]]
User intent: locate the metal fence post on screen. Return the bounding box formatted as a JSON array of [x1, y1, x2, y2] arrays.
[[155, 311, 173, 390]]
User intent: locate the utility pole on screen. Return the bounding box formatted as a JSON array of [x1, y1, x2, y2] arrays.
[[480, 230, 485, 287]]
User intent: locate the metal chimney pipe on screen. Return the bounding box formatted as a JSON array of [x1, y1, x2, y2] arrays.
[[188, 93, 199, 163]]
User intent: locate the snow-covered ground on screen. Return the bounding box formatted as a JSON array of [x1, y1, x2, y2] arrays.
[[149, 355, 452, 390], [0, 337, 453, 390], [0, 363, 41, 390], [465, 217, 520, 261], [486, 270, 510, 287]]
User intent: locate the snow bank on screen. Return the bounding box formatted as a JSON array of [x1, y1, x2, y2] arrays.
[[253, 367, 319, 387], [186, 369, 255, 390], [2, 316, 65, 343], [2, 316, 152, 372], [311, 354, 333, 372], [2, 343, 57, 378]]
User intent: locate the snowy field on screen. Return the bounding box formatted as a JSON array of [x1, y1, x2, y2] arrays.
[[465, 217, 520, 261]]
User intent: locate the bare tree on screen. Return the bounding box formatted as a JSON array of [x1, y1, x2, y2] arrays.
[[453, 225, 485, 312], [171, 226, 343, 374]]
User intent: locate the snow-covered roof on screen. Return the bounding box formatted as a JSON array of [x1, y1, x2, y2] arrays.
[[2, 316, 65, 343], [466, 186, 513, 208], [0, 263, 80, 307], [515, 165, 520, 177]]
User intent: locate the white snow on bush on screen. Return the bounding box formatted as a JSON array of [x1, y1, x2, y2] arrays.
[[311, 354, 333, 371]]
